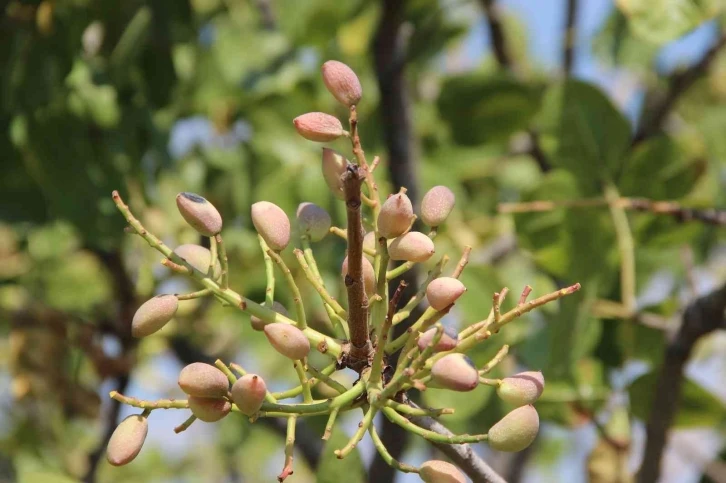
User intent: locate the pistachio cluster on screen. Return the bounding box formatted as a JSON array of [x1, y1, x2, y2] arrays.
[[106, 60, 580, 481]]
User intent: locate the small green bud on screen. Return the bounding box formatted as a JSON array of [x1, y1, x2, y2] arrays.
[[419, 460, 466, 483], [420, 186, 455, 227], [263, 323, 310, 360], [178, 362, 229, 398], [341, 255, 376, 296], [417, 326, 458, 352], [173, 244, 221, 279], [321, 60, 362, 107], [175, 192, 223, 236], [426, 277, 466, 311], [106, 414, 148, 466], [388, 232, 435, 262], [497, 371, 545, 407], [488, 405, 540, 452], [188, 396, 231, 422], [297, 202, 331, 242], [231, 374, 267, 416], [131, 294, 178, 338], [293, 112, 344, 142], [430, 353, 478, 392], [251, 301, 288, 332], [251, 201, 291, 251], [378, 192, 413, 239], [321, 148, 349, 199]]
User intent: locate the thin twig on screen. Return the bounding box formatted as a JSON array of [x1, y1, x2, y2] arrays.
[[562, 0, 579, 74], [479, 0, 513, 71]]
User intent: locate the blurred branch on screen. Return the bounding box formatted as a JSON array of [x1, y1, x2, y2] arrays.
[[633, 29, 726, 145], [479, 0, 513, 71], [370, 0, 418, 479], [498, 197, 726, 226], [478, 0, 550, 172], [637, 282, 726, 483], [562, 0, 579, 74], [408, 402, 507, 483], [83, 249, 137, 483]]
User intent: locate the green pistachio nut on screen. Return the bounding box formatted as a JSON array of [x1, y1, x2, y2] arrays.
[[341, 255, 376, 296], [263, 323, 311, 360], [430, 353, 478, 392], [251, 201, 291, 251], [177, 362, 229, 398], [321, 148, 349, 199], [497, 371, 545, 407], [293, 112, 344, 142], [321, 60, 362, 107], [173, 244, 221, 279], [388, 232, 435, 263], [417, 326, 459, 352], [131, 294, 178, 338], [175, 192, 223, 236], [188, 396, 231, 422], [251, 301, 288, 332], [378, 192, 413, 239], [488, 405, 540, 452], [420, 186, 455, 227], [297, 202, 332, 242], [426, 277, 466, 311], [419, 460, 466, 483], [231, 374, 267, 416], [106, 414, 148, 466]]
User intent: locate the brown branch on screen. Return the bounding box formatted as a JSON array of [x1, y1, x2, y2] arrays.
[[371, 0, 419, 478], [408, 401, 507, 483], [342, 164, 371, 364], [637, 281, 726, 483], [634, 30, 726, 145], [499, 197, 726, 226], [479, 0, 513, 71], [562, 0, 579, 75]]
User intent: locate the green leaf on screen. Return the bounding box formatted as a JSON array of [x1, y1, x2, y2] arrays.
[[438, 74, 543, 146], [628, 372, 725, 427], [537, 80, 631, 194], [616, 0, 724, 45]]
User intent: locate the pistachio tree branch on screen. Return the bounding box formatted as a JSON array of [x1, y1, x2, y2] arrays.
[[637, 281, 726, 483], [562, 0, 579, 74], [342, 165, 372, 363], [479, 0, 513, 71]]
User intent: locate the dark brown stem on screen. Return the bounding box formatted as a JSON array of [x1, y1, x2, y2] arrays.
[[633, 30, 726, 145], [342, 164, 371, 363], [637, 282, 726, 483], [371, 0, 418, 477], [479, 0, 513, 71], [562, 0, 579, 75]]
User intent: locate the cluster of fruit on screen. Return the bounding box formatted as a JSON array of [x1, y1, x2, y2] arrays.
[[105, 60, 579, 482]]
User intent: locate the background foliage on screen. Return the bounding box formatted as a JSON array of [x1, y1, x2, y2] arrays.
[[1, 0, 725, 482]]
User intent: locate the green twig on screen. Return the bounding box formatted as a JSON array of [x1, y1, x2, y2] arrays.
[[215, 233, 229, 289], [369, 423, 419, 473], [382, 407, 488, 444], [335, 405, 377, 459], [259, 234, 275, 306], [109, 391, 188, 410]]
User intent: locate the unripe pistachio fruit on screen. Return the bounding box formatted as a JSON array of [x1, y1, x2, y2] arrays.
[[321, 60, 362, 107], [341, 255, 376, 296], [297, 202, 331, 242], [178, 362, 229, 398], [263, 323, 310, 360], [419, 460, 466, 483], [430, 353, 478, 391], [420, 186, 455, 227], [417, 326, 458, 352], [251, 201, 291, 251], [488, 405, 540, 452], [378, 192, 413, 239], [388, 232, 435, 263], [175, 192, 223, 236], [188, 396, 231, 422], [106, 414, 148, 466], [321, 148, 349, 199], [251, 301, 288, 332], [293, 112, 344, 142], [131, 294, 178, 338], [231, 374, 267, 416], [497, 371, 545, 407], [426, 277, 466, 311], [173, 244, 221, 279]]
